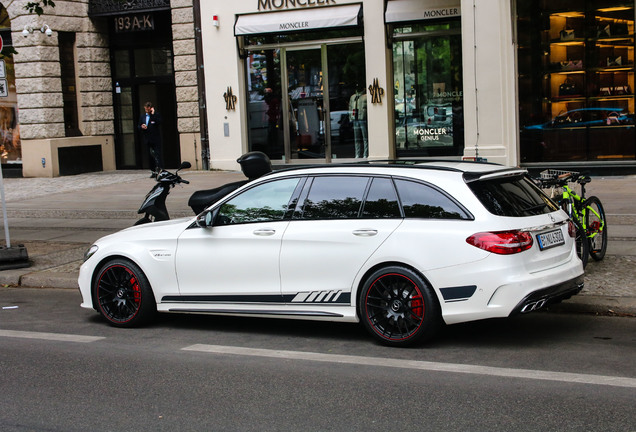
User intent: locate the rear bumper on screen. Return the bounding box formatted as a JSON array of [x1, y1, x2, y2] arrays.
[[509, 274, 585, 315]]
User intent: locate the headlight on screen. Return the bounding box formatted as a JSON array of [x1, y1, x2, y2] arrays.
[[84, 245, 98, 262]]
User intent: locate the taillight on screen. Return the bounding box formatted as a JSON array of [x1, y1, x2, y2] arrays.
[[466, 230, 534, 254], [567, 220, 576, 238]]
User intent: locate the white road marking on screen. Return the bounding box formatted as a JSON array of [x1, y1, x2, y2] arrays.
[[0, 329, 105, 343], [182, 344, 636, 389]]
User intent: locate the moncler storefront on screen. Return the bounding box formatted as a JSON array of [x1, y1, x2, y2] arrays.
[[199, 0, 520, 170], [199, 0, 635, 171]]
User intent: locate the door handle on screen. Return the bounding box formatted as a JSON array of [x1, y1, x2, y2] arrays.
[[253, 229, 276, 236], [353, 229, 378, 237]]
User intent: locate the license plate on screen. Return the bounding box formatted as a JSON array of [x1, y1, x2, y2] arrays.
[[537, 229, 565, 251]]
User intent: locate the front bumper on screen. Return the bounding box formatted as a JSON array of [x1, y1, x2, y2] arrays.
[[510, 274, 585, 315]]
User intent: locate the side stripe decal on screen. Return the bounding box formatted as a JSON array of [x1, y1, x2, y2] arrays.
[[162, 291, 351, 305]]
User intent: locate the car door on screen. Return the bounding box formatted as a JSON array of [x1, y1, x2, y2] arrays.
[[280, 176, 403, 304], [175, 177, 301, 302]]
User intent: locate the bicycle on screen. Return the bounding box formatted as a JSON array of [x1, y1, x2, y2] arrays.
[[536, 169, 608, 268]]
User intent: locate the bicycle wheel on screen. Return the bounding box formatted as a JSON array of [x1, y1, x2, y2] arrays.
[[584, 196, 607, 261], [574, 220, 589, 268]]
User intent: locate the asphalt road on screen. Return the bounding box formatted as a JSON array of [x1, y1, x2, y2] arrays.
[[0, 288, 635, 432]]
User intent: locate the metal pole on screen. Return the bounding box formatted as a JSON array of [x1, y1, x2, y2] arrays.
[[0, 163, 11, 248]]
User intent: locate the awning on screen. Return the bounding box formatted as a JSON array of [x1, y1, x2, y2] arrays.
[[385, 0, 460, 23], [235, 4, 362, 36]]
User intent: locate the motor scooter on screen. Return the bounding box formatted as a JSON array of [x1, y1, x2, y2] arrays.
[[135, 152, 272, 225], [187, 151, 272, 214], [135, 161, 191, 225]]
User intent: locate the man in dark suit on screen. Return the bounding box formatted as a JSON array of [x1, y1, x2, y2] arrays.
[[138, 101, 163, 172]]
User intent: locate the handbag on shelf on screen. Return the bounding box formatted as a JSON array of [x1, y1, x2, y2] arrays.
[[607, 56, 623, 67], [558, 77, 579, 97], [611, 22, 629, 36], [613, 85, 631, 95], [597, 24, 611, 38], [560, 27, 575, 41], [560, 60, 583, 70], [599, 87, 613, 96]]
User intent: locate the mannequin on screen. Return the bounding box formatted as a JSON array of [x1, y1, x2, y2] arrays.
[[349, 86, 368, 158]]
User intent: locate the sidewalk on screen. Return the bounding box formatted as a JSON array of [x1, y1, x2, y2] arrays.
[[0, 169, 635, 317]]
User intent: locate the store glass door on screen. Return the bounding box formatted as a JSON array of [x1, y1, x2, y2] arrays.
[[245, 40, 366, 162], [285, 48, 325, 160]]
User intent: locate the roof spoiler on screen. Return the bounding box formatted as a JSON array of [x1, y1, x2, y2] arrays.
[[463, 168, 528, 183]]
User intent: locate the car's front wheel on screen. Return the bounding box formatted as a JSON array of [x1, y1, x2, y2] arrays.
[[359, 266, 441, 347], [94, 258, 156, 327]]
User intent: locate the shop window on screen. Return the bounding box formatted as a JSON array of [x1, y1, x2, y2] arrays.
[[134, 48, 173, 77], [59, 32, 82, 137], [517, 0, 636, 163], [392, 19, 464, 157], [0, 6, 21, 164]]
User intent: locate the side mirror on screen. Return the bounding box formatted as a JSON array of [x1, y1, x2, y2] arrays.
[[179, 161, 192, 171], [195, 210, 215, 228]]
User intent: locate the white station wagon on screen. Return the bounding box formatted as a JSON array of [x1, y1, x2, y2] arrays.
[[79, 161, 584, 346]]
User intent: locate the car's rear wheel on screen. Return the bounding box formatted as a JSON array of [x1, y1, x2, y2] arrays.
[[94, 258, 156, 327], [359, 266, 440, 347]]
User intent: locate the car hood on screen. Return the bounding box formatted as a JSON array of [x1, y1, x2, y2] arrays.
[[95, 217, 194, 245]]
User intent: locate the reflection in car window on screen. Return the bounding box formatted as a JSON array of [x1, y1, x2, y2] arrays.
[[468, 176, 558, 217], [362, 178, 401, 218], [217, 178, 300, 225], [395, 179, 466, 219], [301, 176, 369, 219]]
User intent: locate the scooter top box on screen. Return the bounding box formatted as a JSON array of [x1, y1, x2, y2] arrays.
[[237, 151, 272, 179]]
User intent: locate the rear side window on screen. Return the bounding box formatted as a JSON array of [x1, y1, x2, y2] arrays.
[[362, 178, 401, 218], [394, 179, 468, 219], [300, 176, 369, 219], [468, 175, 558, 217]]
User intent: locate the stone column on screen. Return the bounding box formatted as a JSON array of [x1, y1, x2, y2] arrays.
[[171, 0, 203, 169]]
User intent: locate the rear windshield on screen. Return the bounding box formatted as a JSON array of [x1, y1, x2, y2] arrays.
[[467, 175, 558, 217]]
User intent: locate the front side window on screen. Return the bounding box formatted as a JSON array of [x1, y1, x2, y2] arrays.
[[299, 176, 369, 220], [395, 179, 467, 219], [216, 178, 300, 225]]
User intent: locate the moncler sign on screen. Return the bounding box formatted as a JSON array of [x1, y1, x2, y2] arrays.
[[258, 0, 337, 10], [235, 3, 360, 36]]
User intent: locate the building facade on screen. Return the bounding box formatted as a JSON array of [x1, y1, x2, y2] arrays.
[[0, 0, 634, 177], [200, 0, 636, 172], [0, 0, 206, 177]]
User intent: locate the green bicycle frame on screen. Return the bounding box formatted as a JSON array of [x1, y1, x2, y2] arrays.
[[562, 185, 604, 239]]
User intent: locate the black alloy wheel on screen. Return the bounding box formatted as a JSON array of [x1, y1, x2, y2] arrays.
[[360, 266, 440, 347], [94, 259, 156, 327]]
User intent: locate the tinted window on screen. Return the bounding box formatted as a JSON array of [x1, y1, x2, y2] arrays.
[[395, 179, 467, 219], [300, 176, 369, 219], [217, 178, 300, 225], [468, 175, 558, 217], [362, 178, 401, 218]]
